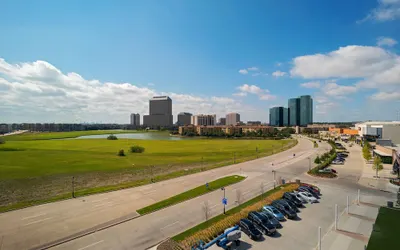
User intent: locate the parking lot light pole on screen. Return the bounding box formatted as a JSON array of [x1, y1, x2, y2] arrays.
[[72, 176, 75, 198], [357, 189, 360, 205], [221, 187, 226, 215], [308, 157, 311, 171], [272, 170, 276, 189], [347, 196, 349, 214], [318, 226, 322, 250], [335, 204, 338, 230]]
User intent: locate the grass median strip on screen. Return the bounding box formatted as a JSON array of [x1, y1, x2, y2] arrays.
[[137, 175, 245, 215]]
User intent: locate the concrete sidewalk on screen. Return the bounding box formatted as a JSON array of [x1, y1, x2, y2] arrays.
[[318, 195, 388, 250]]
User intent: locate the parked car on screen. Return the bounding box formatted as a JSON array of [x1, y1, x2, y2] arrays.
[[298, 186, 319, 198], [271, 200, 297, 219], [332, 160, 344, 165], [263, 205, 285, 221], [259, 211, 282, 228], [301, 184, 321, 195], [283, 198, 300, 212], [296, 191, 318, 203], [319, 168, 337, 174], [239, 218, 262, 240], [337, 153, 348, 158], [291, 191, 308, 203], [248, 211, 276, 235], [283, 192, 303, 207]]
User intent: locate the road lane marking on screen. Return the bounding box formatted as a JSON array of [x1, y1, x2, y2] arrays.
[[23, 217, 53, 226], [94, 202, 113, 208], [210, 204, 218, 209], [77, 240, 104, 250], [91, 198, 109, 203], [160, 221, 180, 231], [143, 190, 157, 195], [21, 213, 47, 220]]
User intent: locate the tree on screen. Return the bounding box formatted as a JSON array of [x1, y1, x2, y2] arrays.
[[0, 137, 5, 144], [117, 149, 125, 156], [130, 145, 145, 153], [107, 134, 118, 140], [202, 200, 210, 222], [314, 155, 321, 164], [363, 145, 372, 161], [373, 156, 383, 178]]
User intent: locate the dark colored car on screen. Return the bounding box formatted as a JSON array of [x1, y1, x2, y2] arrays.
[[271, 200, 297, 219], [248, 211, 276, 235], [283, 192, 303, 207], [337, 153, 348, 158], [277, 199, 299, 212], [299, 186, 319, 198], [239, 218, 262, 240], [259, 211, 282, 228], [301, 184, 321, 195]]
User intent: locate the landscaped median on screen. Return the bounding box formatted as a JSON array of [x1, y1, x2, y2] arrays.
[[171, 182, 301, 249], [137, 175, 245, 215], [308, 140, 337, 178]]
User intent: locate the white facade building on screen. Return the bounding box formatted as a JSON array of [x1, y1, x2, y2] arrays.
[[355, 121, 400, 144], [191, 114, 216, 126]]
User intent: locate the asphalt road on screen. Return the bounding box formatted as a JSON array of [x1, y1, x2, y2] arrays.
[[0, 137, 318, 250]]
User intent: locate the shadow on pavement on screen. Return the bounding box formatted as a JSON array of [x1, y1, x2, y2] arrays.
[[270, 231, 282, 238]]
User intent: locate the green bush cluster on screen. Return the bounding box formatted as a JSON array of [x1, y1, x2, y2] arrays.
[[308, 141, 337, 178], [130, 145, 145, 153], [107, 134, 118, 140]]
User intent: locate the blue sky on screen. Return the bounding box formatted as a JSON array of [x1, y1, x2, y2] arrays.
[[1, 0, 400, 123]]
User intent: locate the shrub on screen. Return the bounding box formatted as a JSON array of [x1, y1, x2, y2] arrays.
[[0, 137, 5, 144], [107, 134, 118, 140], [130, 145, 145, 153], [117, 149, 125, 156], [314, 156, 321, 164]]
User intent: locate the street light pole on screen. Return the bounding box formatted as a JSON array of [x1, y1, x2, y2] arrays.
[[72, 176, 75, 198], [233, 153, 236, 164], [308, 157, 311, 171]]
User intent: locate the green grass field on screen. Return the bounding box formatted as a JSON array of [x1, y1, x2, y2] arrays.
[[2, 130, 141, 141], [137, 175, 245, 215], [367, 206, 400, 250], [0, 132, 296, 212]]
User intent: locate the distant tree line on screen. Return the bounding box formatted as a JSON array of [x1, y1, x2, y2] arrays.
[[182, 127, 295, 139]]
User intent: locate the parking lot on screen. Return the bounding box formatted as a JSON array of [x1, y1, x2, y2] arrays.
[[209, 184, 354, 250]]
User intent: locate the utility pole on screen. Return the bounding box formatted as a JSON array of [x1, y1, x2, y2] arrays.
[[221, 187, 226, 215]]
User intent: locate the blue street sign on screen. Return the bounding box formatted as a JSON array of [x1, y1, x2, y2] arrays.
[[222, 198, 227, 205], [206, 183, 209, 189]]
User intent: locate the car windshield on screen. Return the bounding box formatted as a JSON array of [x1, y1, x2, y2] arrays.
[[271, 207, 279, 213]]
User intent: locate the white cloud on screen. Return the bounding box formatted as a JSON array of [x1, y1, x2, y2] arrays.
[[238, 69, 248, 75], [377, 37, 398, 47], [322, 82, 358, 97], [247, 67, 259, 71], [235, 84, 276, 101], [370, 91, 400, 101], [0, 58, 259, 123], [360, 0, 400, 22], [272, 70, 286, 77], [290, 45, 396, 79], [300, 81, 321, 88]]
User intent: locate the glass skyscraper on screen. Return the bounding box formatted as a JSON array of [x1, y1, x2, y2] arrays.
[[269, 107, 289, 126], [287, 95, 313, 126]]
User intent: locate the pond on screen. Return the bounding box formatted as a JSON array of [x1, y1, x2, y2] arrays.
[[75, 132, 195, 140]]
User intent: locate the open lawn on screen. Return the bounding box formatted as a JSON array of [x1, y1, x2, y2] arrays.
[[367, 206, 400, 250], [137, 175, 245, 215], [0, 136, 296, 211], [2, 130, 141, 141]]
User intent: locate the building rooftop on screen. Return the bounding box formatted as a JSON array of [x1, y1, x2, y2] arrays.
[[151, 96, 171, 101], [357, 121, 400, 125], [178, 112, 192, 115]]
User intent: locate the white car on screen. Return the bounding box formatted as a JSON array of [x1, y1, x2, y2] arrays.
[[297, 191, 317, 203], [291, 192, 308, 203]]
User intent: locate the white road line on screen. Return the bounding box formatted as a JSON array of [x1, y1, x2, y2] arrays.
[[23, 217, 53, 226], [94, 202, 113, 208], [160, 221, 180, 231], [143, 190, 157, 195], [242, 190, 251, 196], [210, 204, 218, 209], [77, 240, 104, 250], [21, 213, 47, 220], [91, 198, 109, 203]]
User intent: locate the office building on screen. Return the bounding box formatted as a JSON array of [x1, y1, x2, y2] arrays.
[[218, 118, 226, 125], [130, 113, 140, 126], [191, 114, 216, 126], [288, 98, 300, 126], [247, 121, 262, 126], [226, 113, 240, 126], [287, 95, 313, 126], [269, 107, 289, 127], [177, 112, 192, 126], [143, 96, 173, 128]]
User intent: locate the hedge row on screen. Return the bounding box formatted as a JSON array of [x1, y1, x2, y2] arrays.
[[308, 140, 337, 178]]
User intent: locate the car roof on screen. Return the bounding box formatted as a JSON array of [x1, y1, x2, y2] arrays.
[[240, 218, 252, 225]]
